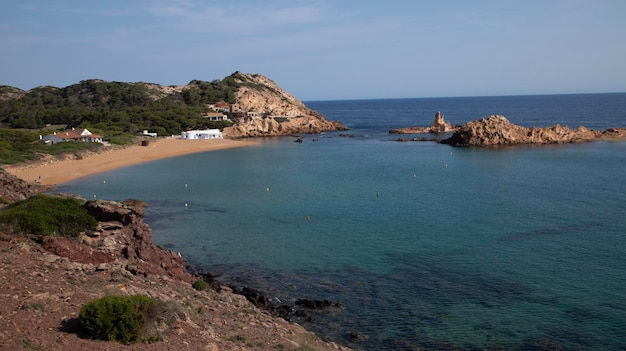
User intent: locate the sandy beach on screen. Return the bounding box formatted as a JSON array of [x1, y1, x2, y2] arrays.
[[3, 137, 256, 186]]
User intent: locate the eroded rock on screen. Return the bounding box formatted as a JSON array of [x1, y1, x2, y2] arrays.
[[441, 115, 626, 147]]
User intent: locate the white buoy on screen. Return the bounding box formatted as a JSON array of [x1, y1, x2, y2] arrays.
[[185, 203, 188, 207], [185, 183, 188, 188], [266, 187, 270, 192]]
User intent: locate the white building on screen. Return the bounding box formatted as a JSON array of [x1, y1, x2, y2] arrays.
[[181, 129, 223, 139], [42, 128, 103, 144]]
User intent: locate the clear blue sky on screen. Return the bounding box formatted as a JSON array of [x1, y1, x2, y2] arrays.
[[2, 0, 625, 100]]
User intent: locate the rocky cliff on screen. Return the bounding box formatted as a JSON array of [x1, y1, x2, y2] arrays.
[[222, 72, 348, 137], [37, 198, 192, 282], [441, 115, 626, 147]]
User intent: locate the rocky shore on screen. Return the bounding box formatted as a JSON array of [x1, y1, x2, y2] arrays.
[[440, 115, 626, 146], [0, 170, 352, 351]]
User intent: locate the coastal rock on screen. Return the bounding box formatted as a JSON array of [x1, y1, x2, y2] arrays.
[[222, 72, 348, 137], [389, 111, 457, 134], [429, 111, 454, 133], [0, 169, 46, 205], [37, 199, 192, 282], [441, 115, 626, 147]]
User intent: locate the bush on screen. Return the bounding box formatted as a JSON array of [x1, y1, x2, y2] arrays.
[[0, 194, 97, 236], [192, 279, 208, 291], [79, 295, 158, 343]]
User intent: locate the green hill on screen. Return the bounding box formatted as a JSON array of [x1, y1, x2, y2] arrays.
[[0, 74, 249, 136]]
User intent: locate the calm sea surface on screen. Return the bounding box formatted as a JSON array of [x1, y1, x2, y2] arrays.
[[57, 93, 626, 350]]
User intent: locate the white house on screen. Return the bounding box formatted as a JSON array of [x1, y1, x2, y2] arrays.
[[181, 129, 223, 139], [42, 128, 103, 144]]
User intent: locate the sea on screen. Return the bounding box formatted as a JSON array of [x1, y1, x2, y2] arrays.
[[56, 93, 626, 350]]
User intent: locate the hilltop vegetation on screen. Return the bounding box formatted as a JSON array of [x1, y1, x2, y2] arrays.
[[0, 73, 260, 136], [0, 72, 345, 164], [0, 72, 253, 164]]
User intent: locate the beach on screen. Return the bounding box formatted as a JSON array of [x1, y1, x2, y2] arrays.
[[3, 137, 256, 186]]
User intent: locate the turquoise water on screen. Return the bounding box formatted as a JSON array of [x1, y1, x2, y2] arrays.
[[58, 94, 626, 350]]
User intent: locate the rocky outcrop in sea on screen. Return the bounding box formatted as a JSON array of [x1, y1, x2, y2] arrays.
[[389, 111, 458, 134], [440, 115, 626, 147]]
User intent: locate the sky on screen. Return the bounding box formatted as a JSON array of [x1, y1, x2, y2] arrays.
[[1, 0, 625, 100]]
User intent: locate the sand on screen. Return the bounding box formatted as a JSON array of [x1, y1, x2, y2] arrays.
[[3, 137, 257, 186]]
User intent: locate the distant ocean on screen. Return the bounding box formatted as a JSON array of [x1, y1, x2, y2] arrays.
[[57, 93, 626, 350]]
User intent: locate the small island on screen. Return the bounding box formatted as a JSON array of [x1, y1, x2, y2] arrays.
[[389, 111, 458, 134], [440, 115, 626, 146], [390, 112, 626, 147]]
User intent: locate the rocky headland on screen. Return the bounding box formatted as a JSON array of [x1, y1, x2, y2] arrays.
[[221, 72, 348, 138], [440, 115, 626, 147], [0, 71, 348, 140], [0, 170, 352, 351]]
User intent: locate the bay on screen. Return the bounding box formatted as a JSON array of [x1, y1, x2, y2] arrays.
[[57, 93, 626, 350]]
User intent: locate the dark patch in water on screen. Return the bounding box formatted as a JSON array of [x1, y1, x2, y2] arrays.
[[187, 257, 549, 351], [499, 220, 601, 243]]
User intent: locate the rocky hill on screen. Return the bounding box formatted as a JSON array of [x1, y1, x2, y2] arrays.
[[441, 115, 626, 146], [0, 72, 346, 137], [222, 72, 347, 137]]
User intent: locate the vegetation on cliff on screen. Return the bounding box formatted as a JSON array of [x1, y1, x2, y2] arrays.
[[0, 194, 97, 236]]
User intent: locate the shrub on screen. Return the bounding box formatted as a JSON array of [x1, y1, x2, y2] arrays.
[[192, 279, 208, 291], [0, 194, 97, 237], [79, 295, 158, 343]]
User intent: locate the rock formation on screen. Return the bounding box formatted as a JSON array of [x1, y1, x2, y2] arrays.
[[39, 198, 191, 282], [222, 72, 348, 137], [441, 115, 626, 147], [0, 168, 46, 205], [389, 111, 457, 134]]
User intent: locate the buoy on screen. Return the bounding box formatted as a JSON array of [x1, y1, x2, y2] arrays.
[[103, 180, 106, 184], [413, 173, 416, 178], [266, 187, 270, 192], [185, 183, 188, 188], [184, 203, 188, 207], [307, 216, 311, 222], [93, 194, 97, 198]]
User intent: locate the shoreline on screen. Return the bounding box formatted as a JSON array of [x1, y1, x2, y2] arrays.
[[2, 137, 257, 186]]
